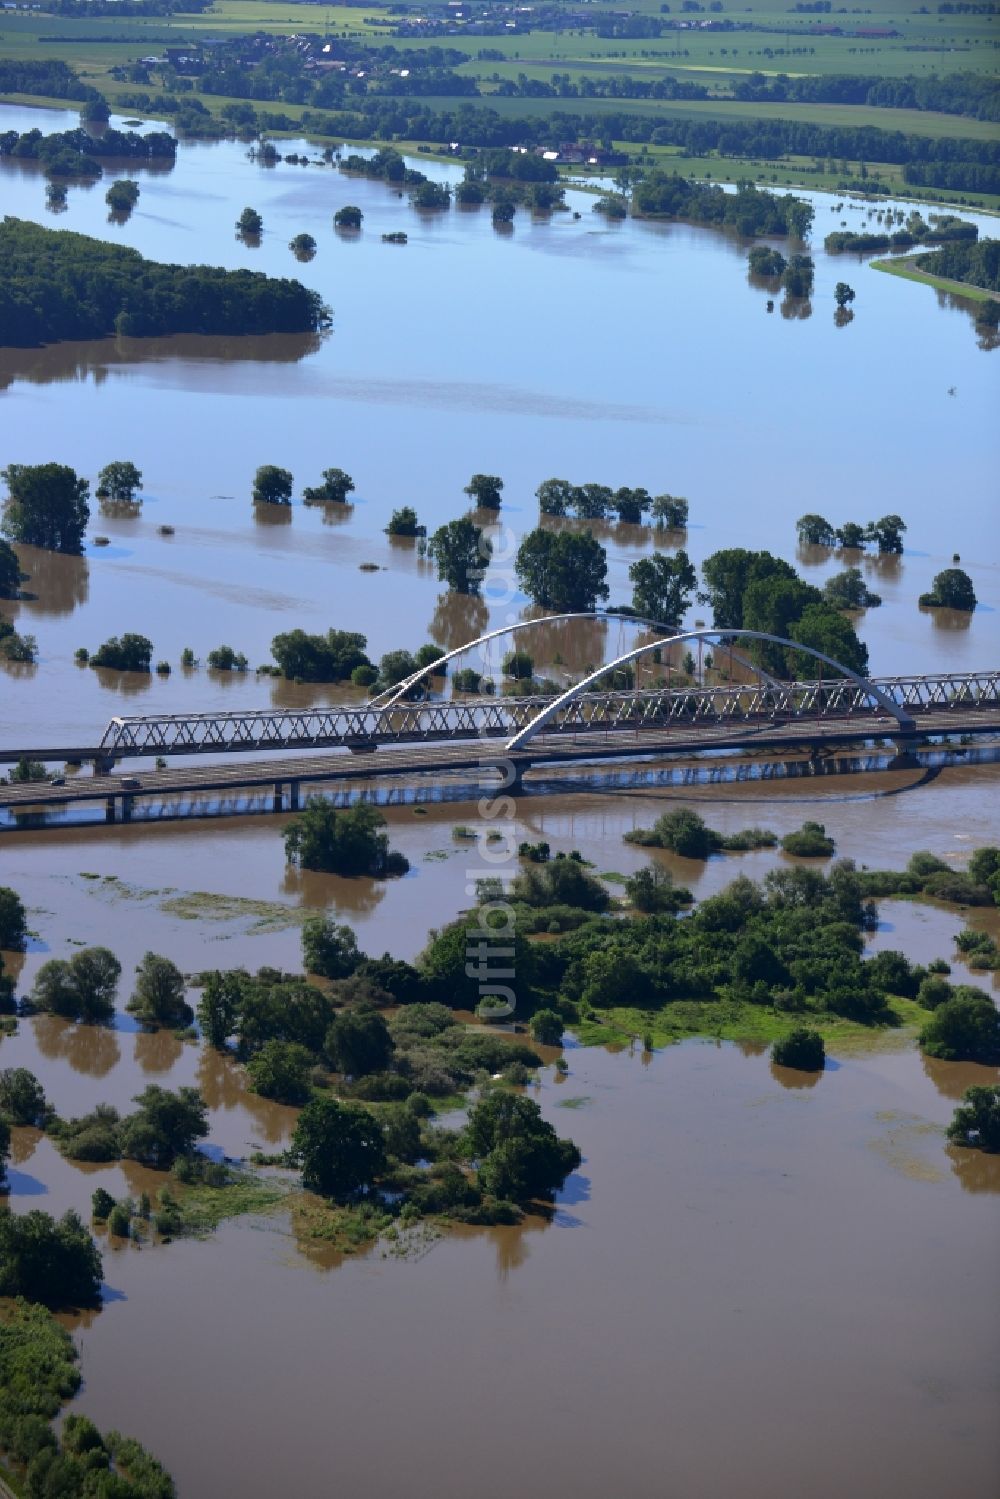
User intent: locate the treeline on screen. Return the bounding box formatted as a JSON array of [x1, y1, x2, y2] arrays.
[[903, 160, 1000, 194], [0, 59, 101, 102], [0, 219, 331, 347], [632, 174, 813, 237], [139, 94, 999, 187], [916, 238, 1000, 293], [733, 70, 1000, 122], [0, 125, 177, 181]]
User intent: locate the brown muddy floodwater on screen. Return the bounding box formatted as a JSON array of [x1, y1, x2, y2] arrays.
[[2, 757, 1000, 1496], [0, 102, 998, 1499]]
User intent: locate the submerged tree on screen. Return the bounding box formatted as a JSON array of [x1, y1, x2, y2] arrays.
[[1, 463, 90, 554], [252, 465, 293, 506], [464, 474, 504, 510], [919, 568, 977, 612], [302, 468, 354, 505], [284, 799, 409, 878], [427, 518, 491, 594], [629, 549, 696, 629], [515, 529, 609, 612], [96, 461, 142, 505]]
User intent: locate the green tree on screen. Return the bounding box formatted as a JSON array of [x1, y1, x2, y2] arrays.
[[0, 1114, 7, 1191], [196, 971, 243, 1049], [530, 1009, 564, 1045], [464, 474, 503, 510], [788, 603, 869, 677], [0, 538, 25, 598], [651, 494, 688, 529], [117, 1085, 208, 1167], [0, 1209, 102, 1308], [823, 567, 881, 610], [105, 178, 139, 212], [237, 206, 262, 236], [535, 478, 575, 516], [325, 1007, 394, 1077], [515, 529, 609, 612], [919, 988, 1000, 1063], [0, 1067, 49, 1126], [1, 463, 90, 554], [291, 1096, 387, 1199], [795, 514, 836, 547], [385, 507, 425, 537], [836, 521, 866, 549], [245, 1040, 313, 1104], [30, 947, 121, 1023], [96, 460, 142, 504], [465, 1091, 580, 1200], [126, 953, 192, 1029], [699, 549, 796, 630], [270, 628, 369, 682], [946, 1085, 1000, 1152], [252, 465, 293, 506], [334, 205, 363, 229], [772, 1028, 825, 1070], [290, 232, 316, 257], [284, 799, 409, 877], [302, 468, 354, 504], [0, 886, 27, 949], [834, 281, 856, 308], [427, 518, 491, 594], [629, 549, 697, 629], [502, 650, 534, 680], [420, 914, 538, 1013], [302, 917, 361, 979], [90, 633, 153, 671], [919, 568, 977, 612], [865, 513, 906, 554]]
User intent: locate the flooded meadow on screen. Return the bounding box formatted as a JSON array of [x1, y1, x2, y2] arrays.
[[0, 102, 999, 1498]]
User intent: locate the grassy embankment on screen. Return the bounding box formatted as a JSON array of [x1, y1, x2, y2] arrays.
[[871, 254, 1000, 302]]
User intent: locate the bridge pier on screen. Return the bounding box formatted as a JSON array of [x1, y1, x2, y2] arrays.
[[272, 782, 284, 813], [888, 736, 920, 769], [289, 780, 300, 811], [105, 797, 116, 824], [94, 756, 115, 776], [121, 795, 133, 824]]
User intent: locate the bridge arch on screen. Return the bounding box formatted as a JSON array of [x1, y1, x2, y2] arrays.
[[505, 629, 915, 751], [370, 610, 778, 710]]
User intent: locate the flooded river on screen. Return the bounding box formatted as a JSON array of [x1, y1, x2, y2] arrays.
[[1, 103, 999, 1498]]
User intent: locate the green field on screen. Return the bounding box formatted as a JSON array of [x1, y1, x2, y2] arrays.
[[0, 0, 997, 210]]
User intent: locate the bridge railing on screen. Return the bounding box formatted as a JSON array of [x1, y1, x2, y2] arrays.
[[92, 670, 1000, 758]]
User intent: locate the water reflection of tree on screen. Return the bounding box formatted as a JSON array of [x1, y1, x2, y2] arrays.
[[516, 608, 609, 676], [428, 591, 488, 654], [0, 332, 322, 394], [921, 1053, 1000, 1102], [254, 503, 293, 527], [833, 307, 855, 329], [770, 1062, 822, 1090], [947, 1144, 1000, 1194], [91, 665, 154, 698], [780, 298, 812, 321], [196, 1046, 291, 1145], [134, 1027, 184, 1075], [32, 1014, 121, 1077], [282, 864, 387, 917], [10, 545, 89, 616], [921, 604, 973, 633]]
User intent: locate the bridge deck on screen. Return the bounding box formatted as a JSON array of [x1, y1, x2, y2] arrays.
[[1, 707, 997, 813]]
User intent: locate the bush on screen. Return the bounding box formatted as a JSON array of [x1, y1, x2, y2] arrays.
[[772, 1028, 826, 1071], [530, 1009, 564, 1045], [126, 952, 193, 1029], [623, 865, 693, 913], [0, 887, 27, 949], [919, 988, 1000, 1063], [284, 799, 409, 878], [781, 822, 835, 857], [946, 1085, 1000, 1152], [0, 1067, 49, 1126], [302, 917, 361, 979], [919, 568, 977, 611], [89, 633, 153, 672], [245, 1040, 314, 1104], [90, 1188, 115, 1222], [0, 1210, 102, 1308]]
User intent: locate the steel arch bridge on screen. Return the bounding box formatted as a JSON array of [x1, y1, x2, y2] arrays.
[[77, 622, 1000, 766]]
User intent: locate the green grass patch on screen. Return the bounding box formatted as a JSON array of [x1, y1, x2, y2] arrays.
[[172, 1170, 289, 1235], [871, 255, 1000, 303], [575, 993, 927, 1055]]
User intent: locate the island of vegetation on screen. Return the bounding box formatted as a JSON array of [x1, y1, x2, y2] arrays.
[[0, 218, 331, 347]]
